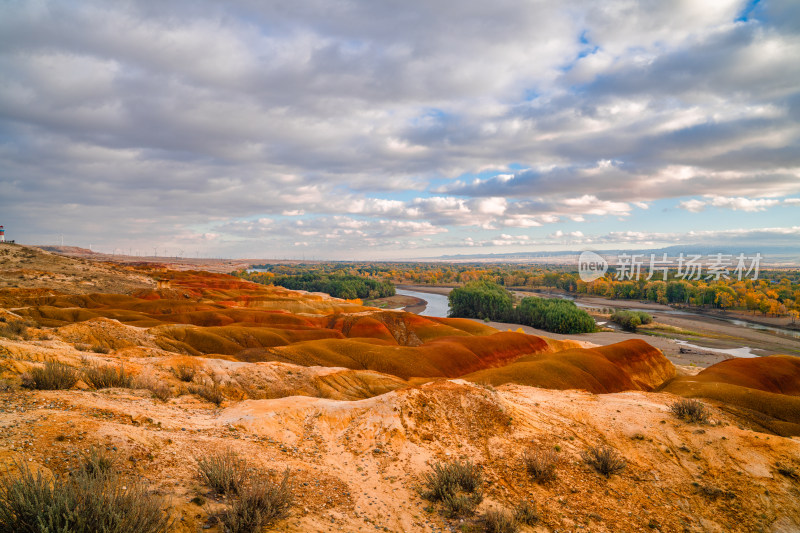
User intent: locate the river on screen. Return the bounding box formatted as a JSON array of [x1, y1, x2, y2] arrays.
[[395, 289, 450, 318]]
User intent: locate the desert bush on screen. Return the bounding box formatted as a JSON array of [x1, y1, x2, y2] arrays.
[[421, 460, 483, 518], [83, 364, 132, 389], [74, 343, 93, 352], [80, 446, 115, 477], [670, 399, 709, 423], [197, 450, 248, 495], [0, 320, 32, 340], [484, 508, 518, 533], [776, 463, 798, 480], [21, 361, 78, 390], [136, 376, 172, 401], [191, 384, 225, 406], [513, 500, 538, 525], [173, 364, 196, 382], [0, 461, 170, 533], [582, 445, 626, 477], [522, 447, 559, 483], [219, 470, 293, 533], [91, 345, 110, 354], [694, 483, 734, 500]]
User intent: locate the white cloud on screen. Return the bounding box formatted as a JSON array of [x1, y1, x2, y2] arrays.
[[679, 195, 785, 212], [0, 0, 798, 257]]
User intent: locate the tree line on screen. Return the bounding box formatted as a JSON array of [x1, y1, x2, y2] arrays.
[[235, 270, 395, 300]]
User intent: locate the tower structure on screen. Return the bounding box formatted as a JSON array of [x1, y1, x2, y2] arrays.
[[0, 226, 4, 242]]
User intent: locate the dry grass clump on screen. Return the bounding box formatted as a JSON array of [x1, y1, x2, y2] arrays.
[[776, 463, 798, 480], [513, 500, 538, 526], [670, 399, 710, 423], [421, 460, 483, 518], [522, 447, 559, 483], [0, 319, 32, 340], [83, 364, 132, 389], [483, 508, 518, 533], [582, 445, 627, 478], [190, 383, 225, 406], [21, 361, 78, 390], [197, 450, 248, 496], [80, 446, 115, 477], [0, 459, 169, 533], [173, 363, 197, 382], [196, 450, 293, 532], [135, 375, 172, 401], [219, 470, 293, 533]]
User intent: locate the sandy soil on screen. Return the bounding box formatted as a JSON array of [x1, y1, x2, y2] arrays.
[[1, 243, 154, 294], [365, 294, 427, 315], [2, 378, 799, 533]]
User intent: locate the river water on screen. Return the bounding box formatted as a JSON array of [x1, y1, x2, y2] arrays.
[[395, 289, 450, 318]]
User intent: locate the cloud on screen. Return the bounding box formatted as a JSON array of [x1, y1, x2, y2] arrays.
[[0, 0, 797, 257], [678, 195, 788, 212]]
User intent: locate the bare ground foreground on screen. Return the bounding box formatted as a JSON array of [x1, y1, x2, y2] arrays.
[[0, 245, 799, 532]]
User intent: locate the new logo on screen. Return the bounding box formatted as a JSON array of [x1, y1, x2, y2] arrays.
[[578, 250, 608, 282]]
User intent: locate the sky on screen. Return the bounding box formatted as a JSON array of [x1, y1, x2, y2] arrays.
[[1, 0, 799, 260]]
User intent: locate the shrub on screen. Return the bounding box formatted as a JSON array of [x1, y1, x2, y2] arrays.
[[483, 508, 518, 533], [191, 384, 225, 406], [0, 461, 169, 533], [197, 450, 248, 495], [421, 460, 483, 518], [582, 445, 626, 477], [21, 361, 78, 390], [513, 500, 538, 525], [83, 364, 132, 389], [174, 364, 196, 382], [80, 446, 115, 477], [610, 310, 652, 332], [522, 447, 559, 483], [91, 345, 110, 354], [670, 399, 709, 423], [0, 320, 32, 340], [219, 470, 293, 533], [776, 463, 798, 480], [136, 376, 172, 402]]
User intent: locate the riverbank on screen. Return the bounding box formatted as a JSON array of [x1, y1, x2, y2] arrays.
[[396, 283, 800, 365], [364, 293, 427, 314]]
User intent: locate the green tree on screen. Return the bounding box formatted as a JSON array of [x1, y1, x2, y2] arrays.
[[448, 281, 513, 320]]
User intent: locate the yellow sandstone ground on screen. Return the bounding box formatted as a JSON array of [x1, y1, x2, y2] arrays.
[[1, 243, 799, 532]]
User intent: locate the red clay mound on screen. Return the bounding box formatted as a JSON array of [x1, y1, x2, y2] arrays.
[[152, 324, 345, 356], [590, 339, 676, 390], [663, 378, 800, 436], [463, 339, 675, 393], [680, 354, 800, 396], [661, 355, 800, 436], [256, 331, 552, 380]]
